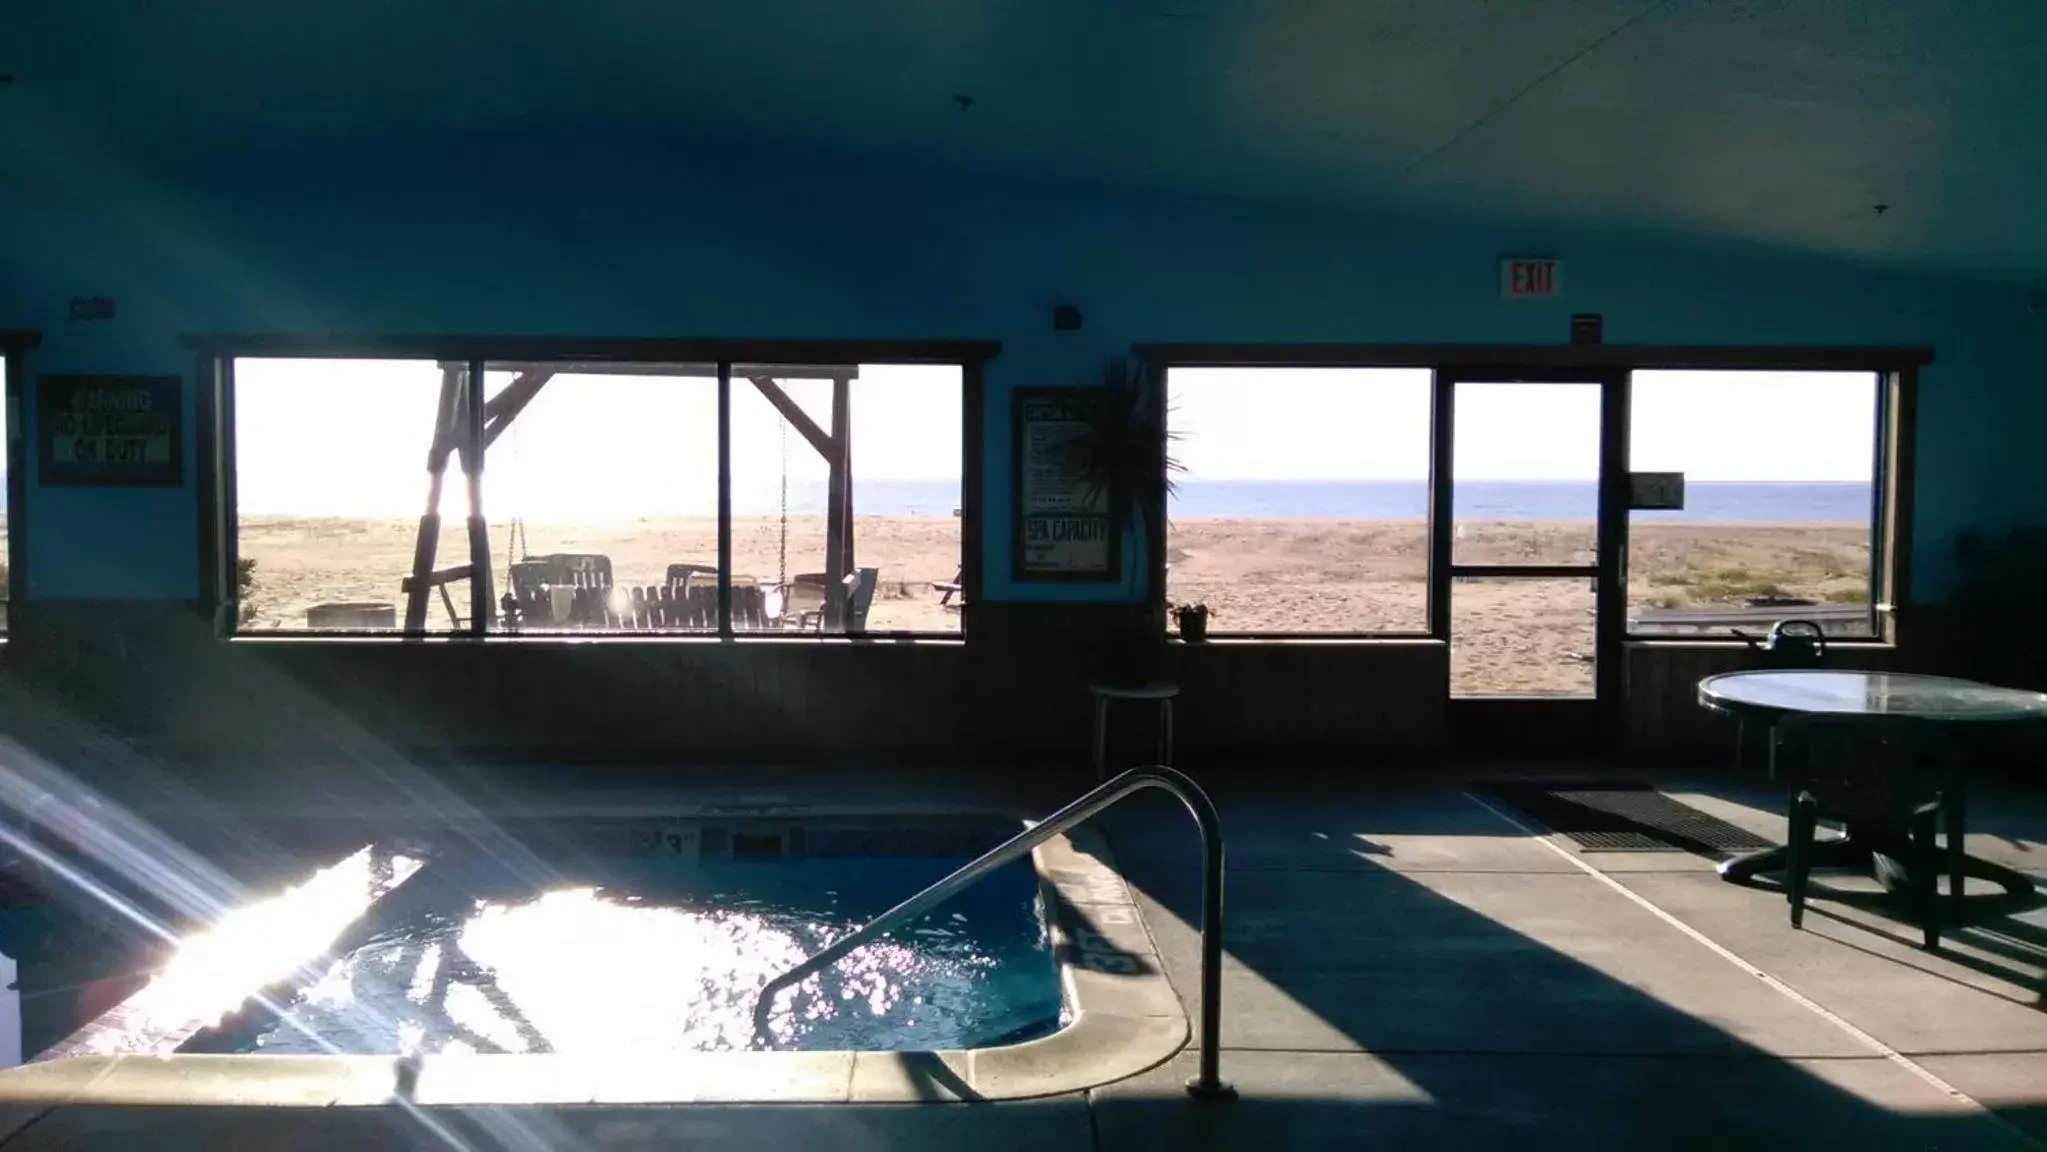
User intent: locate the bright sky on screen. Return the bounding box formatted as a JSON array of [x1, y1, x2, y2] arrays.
[[235, 360, 963, 518], [236, 360, 1877, 518], [1167, 368, 1877, 482]]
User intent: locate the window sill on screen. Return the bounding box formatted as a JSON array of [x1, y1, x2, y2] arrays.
[[1167, 634, 1440, 647], [229, 632, 966, 647], [1625, 636, 1894, 650]]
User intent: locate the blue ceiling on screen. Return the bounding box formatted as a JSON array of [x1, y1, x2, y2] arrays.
[[6, 0, 2045, 278]]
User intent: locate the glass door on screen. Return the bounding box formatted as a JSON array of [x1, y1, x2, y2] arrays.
[[1436, 369, 1626, 747]]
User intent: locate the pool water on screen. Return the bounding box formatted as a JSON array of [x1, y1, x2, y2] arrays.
[[203, 847, 1062, 1057]]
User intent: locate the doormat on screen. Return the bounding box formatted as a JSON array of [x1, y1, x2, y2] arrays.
[[1478, 782, 1776, 855]]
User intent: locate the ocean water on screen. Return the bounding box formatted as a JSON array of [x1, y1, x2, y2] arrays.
[[769, 480, 963, 518], [812, 479, 1871, 524], [1172, 480, 1872, 523]]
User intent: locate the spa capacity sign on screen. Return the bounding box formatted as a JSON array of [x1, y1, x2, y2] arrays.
[[38, 374, 182, 486], [1013, 388, 1120, 581]]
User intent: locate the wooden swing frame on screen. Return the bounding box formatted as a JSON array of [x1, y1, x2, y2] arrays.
[[402, 361, 859, 633]]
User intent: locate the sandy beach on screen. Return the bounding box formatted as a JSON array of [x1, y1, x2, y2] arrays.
[[240, 515, 1867, 693], [239, 515, 965, 634], [1165, 519, 1870, 693]]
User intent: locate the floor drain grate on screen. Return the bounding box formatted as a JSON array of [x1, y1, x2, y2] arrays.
[[1479, 782, 1776, 855]]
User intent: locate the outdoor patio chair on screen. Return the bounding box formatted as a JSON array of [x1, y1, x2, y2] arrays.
[[1773, 712, 1959, 949], [784, 573, 830, 630], [931, 566, 964, 610], [843, 566, 878, 632], [784, 568, 879, 632], [666, 562, 718, 589], [731, 577, 767, 630]]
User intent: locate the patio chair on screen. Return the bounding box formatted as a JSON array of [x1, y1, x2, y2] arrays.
[[731, 576, 766, 630], [1773, 712, 1959, 949], [931, 566, 964, 610], [784, 568, 879, 632], [506, 554, 614, 627], [784, 573, 830, 630], [666, 562, 718, 589], [843, 566, 878, 632]]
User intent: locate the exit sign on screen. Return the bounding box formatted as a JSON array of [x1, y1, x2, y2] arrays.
[[1501, 259, 1561, 298]]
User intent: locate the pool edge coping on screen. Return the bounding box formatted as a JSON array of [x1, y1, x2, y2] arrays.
[[0, 822, 1189, 1106]]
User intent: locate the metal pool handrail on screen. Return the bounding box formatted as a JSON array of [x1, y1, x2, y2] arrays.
[[751, 765, 1236, 1101]]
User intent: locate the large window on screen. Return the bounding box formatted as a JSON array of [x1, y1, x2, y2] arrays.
[[1165, 368, 1431, 635], [235, 359, 464, 633], [1157, 356, 1903, 662], [1627, 370, 1882, 638], [230, 355, 965, 637], [729, 365, 963, 634], [0, 352, 10, 633]]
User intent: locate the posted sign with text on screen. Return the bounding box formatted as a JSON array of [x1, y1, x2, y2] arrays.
[[38, 374, 182, 486], [1012, 389, 1120, 581]]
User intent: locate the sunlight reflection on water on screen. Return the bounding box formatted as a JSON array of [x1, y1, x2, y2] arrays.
[[243, 863, 1055, 1056], [83, 847, 422, 1054]]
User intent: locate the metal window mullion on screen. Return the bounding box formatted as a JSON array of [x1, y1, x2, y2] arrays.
[[463, 359, 490, 636], [1869, 369, 1894, 638], [218, 355, 240, 632], [718, 360, 733, 638], [1428, 370, 1452, 640], [1596, 368, 1630, 739]]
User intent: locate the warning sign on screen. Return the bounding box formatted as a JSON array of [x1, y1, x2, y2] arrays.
[[38, 375, 182, 487]]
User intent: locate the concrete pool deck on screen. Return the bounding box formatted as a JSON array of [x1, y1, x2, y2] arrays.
[[0, 765, 2040, 1148]]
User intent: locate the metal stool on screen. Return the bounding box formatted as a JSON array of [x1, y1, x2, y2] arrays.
[[1089, 682, 1179, 781]]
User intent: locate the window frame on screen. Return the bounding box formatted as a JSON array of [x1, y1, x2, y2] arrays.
[[1620, 365, 1908, 644], [1136, 345, 1929, 646], [1156, 361, 1439, 640], [191, 335, 995, 642], [1, 330, 36, 616]]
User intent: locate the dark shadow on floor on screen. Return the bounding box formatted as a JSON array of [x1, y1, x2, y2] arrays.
[[0, 1097, 1094, 1150], [1096, 783, 2047, 1149], [888, 1050, 985, 1103], [1804, 905, 2046, 1012], [1094, 1068, 2047, 1151]]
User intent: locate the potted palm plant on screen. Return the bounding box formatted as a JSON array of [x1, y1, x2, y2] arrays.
[[1066, 358, 1182, 683]]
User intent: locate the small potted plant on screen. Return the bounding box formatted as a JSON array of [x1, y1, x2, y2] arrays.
[[1171, 602, 1212, 643]]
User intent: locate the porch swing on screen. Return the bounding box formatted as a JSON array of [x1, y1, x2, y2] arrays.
[[497, 417, 614, 631], [767, 397, 884, 633], [772, 413, 828, 630], [398, 362, 862, 634]]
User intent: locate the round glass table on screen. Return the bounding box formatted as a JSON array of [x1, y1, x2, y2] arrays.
[[1698, 669, 2047, 904], [1699, 669, 2047, 724]]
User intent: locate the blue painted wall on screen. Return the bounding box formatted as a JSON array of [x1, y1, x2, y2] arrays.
[[2, 130, 2039, 604]]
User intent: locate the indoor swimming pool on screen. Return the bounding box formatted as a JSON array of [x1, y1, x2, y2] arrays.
[[200, 825, 1063, 1056]]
